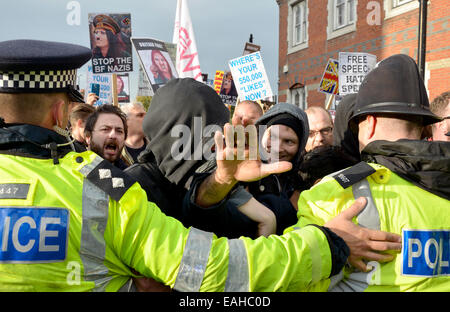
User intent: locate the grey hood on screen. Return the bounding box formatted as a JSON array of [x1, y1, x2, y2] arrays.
[[256, 102, 310, 160]]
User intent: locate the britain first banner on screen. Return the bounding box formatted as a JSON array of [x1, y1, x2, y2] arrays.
[[228, 51, 273, 102], [318, 59, 339, 95]]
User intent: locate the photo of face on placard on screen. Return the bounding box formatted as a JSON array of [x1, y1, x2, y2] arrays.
[[89, 13, 133, 74], [132, 38, 178, 93], [219, 71, 238, 105], [117, 74, 130, 103]]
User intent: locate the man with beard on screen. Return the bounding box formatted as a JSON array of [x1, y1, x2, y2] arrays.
[[0, 39, 401, 293], [84, 104, 128, 169]]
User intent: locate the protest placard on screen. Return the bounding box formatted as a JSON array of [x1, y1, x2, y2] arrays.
[[132, 37, 178, 94], [318, 59, 339, 95], [228, 51, 273, 102], [339, 52, 377, 95], [117, 73, 130, 103], [88, 13, 133, 74], [219, 71, 239, 106], [86, 64, 112, 106], [213, 70, 224, 94]]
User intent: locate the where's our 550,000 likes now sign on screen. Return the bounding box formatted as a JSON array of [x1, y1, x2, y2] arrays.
[[228, 51, 273, 102]]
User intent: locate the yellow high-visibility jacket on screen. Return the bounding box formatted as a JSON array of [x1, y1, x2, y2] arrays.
[[0, 150, 336, 292], [288, 162, 450, 292]]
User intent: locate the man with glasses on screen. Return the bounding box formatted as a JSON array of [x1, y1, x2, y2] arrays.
[[430, 90, 450, 142], [84, 104, 128, 169], [305, 106, 334, 152]]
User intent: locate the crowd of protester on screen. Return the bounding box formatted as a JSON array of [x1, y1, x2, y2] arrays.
[[0, 38, 448, 292]]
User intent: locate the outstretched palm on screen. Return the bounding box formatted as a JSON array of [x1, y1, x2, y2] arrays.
[[214, 124, 292, 184]]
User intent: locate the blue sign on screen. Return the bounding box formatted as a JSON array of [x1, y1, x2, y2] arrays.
[[0, 207, 69, 262], [402, 229, 450, 277]]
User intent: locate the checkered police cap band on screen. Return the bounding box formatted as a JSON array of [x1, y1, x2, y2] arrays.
[[0, 69, 77, 92]]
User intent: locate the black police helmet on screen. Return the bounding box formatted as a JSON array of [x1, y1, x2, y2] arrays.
[[350, 54, 441, 128]]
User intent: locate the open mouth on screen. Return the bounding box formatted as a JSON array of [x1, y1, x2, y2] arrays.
[[104, 142, 118, 157]]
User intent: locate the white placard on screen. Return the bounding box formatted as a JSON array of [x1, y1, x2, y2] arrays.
[[228, 51, 273, 102], [86, 64, 112, 106], [338, 52, 377, 95]]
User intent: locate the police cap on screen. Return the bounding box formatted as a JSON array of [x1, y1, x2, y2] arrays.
[[350, 54, 441, 126], [0, 39, 92, 102]]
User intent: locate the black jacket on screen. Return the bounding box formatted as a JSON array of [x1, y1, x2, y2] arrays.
[[0, 123, 73, 160], [362, 139, 450, 200]]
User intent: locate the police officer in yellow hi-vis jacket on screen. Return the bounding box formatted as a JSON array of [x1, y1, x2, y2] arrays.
[[291, 54, 450, 292], [0, 39, 401, 292]]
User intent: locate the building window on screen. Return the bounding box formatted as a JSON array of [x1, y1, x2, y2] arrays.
[[384, 0, 419, 20], [287, 0, 308, 54], [293, 1, 307, 45], [334, 0, 356, 30], [327, 0, 357, 40], [290, 85, 307, 110], [393, 0, 414, 8]]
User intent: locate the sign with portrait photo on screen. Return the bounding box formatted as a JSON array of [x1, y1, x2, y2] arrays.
[[116, 73, 130, 103], [88, 13, 133, 74], [131, 37, 178, 94], [219, 71, 239, 106]]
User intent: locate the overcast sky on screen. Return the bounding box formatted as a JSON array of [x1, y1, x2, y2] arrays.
[[2, 0, 279, 99]]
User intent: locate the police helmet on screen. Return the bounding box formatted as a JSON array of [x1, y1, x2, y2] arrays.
[[350, 54, 441, 127]]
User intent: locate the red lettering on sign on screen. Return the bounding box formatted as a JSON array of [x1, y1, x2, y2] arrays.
[[178, 27, 202, 80]]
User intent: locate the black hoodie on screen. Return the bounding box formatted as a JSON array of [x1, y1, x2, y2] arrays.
[[125, 78, 230, 220], [126, 78, 273, 238]]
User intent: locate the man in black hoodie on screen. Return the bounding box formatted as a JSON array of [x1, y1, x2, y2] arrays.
[[125, 78, 229, 221], [293, 54, 450, 291], [125, 78, 279, 238]]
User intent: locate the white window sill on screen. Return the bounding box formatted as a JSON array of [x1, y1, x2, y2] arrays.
[[288, 41, 309, 54], [327, 22, 356, 40], [384, 0, 420, 20]]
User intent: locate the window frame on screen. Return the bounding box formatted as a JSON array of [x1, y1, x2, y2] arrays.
[[289, 85, 307, 110], [287, 0, 309, 54], [393, 0, 414, 8], [384, 0, 420, 20], [327, 0, 357, 40]]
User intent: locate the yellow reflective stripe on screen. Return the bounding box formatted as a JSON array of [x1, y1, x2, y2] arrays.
[[174, 227, 213, 292], [300, 227, 322, 284], [224, 239, 249, 292]]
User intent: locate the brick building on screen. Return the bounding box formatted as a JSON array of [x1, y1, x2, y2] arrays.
[[276, 0, 450, 109]]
